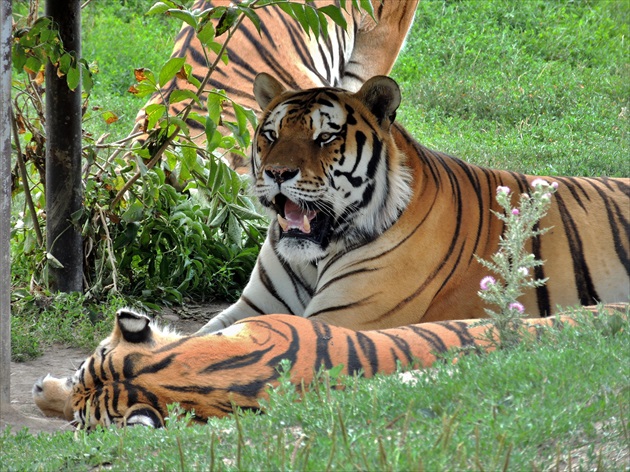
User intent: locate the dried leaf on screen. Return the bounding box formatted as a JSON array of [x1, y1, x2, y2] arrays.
[[175, 66, 187, 81], [34, 70, 45, 85], [102, 111, 119, 125], [134, 68, 148, 82]]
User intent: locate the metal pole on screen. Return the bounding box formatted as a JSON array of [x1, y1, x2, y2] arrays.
[[0, 0, 13, 416], [45, 0, 83, 292]]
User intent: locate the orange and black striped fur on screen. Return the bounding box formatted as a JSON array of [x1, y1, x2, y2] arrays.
[[197, 74, 630, 333], [33, 306, 602, 428], [131, 0, 418, 169]]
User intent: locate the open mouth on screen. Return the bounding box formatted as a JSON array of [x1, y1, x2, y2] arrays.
[[270, 195, 332, 244]]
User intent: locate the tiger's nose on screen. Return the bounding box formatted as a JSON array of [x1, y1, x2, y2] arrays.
[[265, 166, 299, 184]]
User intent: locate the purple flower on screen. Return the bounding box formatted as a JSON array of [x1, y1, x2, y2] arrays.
[[496, 186, 511, 195], [508, 302, 525, 314], [551, 181, 559, 190], [480, 276, 496, 290], [511, 208, 520, 216]]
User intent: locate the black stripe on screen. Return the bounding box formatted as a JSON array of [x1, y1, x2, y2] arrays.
[[379, 332, 415, 364], [555, 192, 599, 305], [356, 331, 380, 376], [439, 322, 477, 347], [266, 319, 302, 370], [312, 320, 334, 370], [346, 335, 364, 376], [257, 258, 294, 313], [200, 345, 274, 374], [136, 353, 177, 376], [532, 220, 551, 316], [582, 179, 630, 276], [402, 325, 449, 354]]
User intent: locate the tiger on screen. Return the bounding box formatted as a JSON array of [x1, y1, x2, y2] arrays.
[[195, 73, 630, 334], [130, 0, 419, 171], [34, 305, 624, 428]]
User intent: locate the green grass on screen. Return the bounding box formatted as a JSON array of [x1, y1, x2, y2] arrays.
[[77, 0, 629, 178], [393, 0, 629, 177], [2, 310, 629, 470], [80, 1, 180, 143]]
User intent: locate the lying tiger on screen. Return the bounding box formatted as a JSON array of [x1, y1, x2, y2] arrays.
[[33, 306, 620, 429], [197, 74, 630, 333]]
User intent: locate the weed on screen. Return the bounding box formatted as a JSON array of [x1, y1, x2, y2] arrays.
[[475, 179, 558, 347]]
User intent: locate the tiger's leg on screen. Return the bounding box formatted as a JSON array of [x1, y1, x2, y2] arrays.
[[196, 235, 317, 334]]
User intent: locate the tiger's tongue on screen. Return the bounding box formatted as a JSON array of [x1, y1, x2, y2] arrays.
[[280, 200, 317, 233]]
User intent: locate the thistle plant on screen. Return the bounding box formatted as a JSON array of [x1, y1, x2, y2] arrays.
[[476, 179, 559, 348]]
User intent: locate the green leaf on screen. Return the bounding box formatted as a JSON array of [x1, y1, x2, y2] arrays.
[[80, 59, 94, 94], [146, 2, 171, 15], [197, 18, 216, 46], [121, 201, 145, 223], [159, 57, 187, 87], [210, 160, 225, 194], [181, 145, 198, 177], [58, 53, 72, 74], [305, 6, 322, 40], [209, 205, 228, 228], [23, 56, 42, 75], [227, 212, 242, 245], [206, 91, 224, 124], [239, 6, 261, 34], [167, 116, 190, 137], [182, 63, 201, 88], [216, 7, 240, 37], [358, 0, 375, 20], [231, 170, 242, 199], [12, 44, 27, 72], [169, 89, 201, 105], [66, 66, 80, 91], [207, 41, 229, 65], [167, 9, 198, 29], [233, 102, 249, 136], [318, 5, 347, 30], [46, 252, 64, 269], [290, 3, 311, 37]]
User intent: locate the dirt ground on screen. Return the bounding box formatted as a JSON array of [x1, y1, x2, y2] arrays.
[[1, 302, 229, 434]]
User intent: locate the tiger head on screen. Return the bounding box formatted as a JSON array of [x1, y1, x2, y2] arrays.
[[33, 308, 267, 429], [251, 73, 412, 262], [33, 309, 182, 428]]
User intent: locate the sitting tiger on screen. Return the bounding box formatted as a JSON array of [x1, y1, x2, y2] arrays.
[[34, 306, 616, 428], [197, 74, 630, 333]]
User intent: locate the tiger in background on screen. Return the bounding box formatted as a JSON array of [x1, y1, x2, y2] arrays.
[[34, 305, 625, 428], [195, 74, 630, 333], [130, 0, 419, 170]]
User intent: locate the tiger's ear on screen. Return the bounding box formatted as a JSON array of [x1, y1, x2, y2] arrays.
[[115, 308, 152, 344], [354, 76, 401, 128], [254, 73, 287, 110], [122, 404, 164, 428]]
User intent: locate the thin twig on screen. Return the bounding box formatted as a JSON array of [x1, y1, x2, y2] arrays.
[[95, 204, 118, 291], [10, 108, 44, 247]]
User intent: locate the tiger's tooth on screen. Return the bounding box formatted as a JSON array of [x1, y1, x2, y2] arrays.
[[277, 214, 289, 232], [303, 215, 311, 233]]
